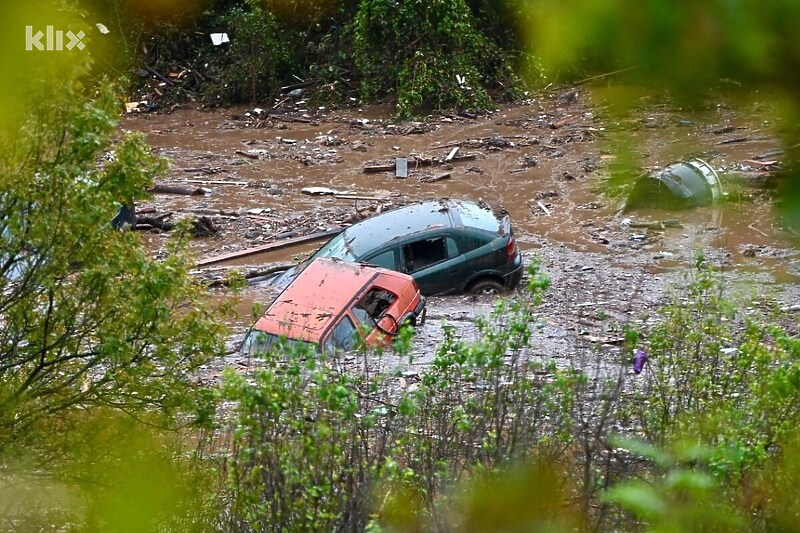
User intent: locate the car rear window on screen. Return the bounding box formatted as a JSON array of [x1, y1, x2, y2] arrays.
[[456, 202, 501, 233]]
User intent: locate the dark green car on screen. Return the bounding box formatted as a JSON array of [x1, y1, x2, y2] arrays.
[[271, 199, 523, 296]]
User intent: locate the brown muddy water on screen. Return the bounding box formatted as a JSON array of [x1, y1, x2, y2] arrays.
[[121, 89, 800, 375]]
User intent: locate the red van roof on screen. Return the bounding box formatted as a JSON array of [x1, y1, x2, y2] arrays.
[[254, 258, 382, 342]]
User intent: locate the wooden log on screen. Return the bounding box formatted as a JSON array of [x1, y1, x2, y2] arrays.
[[421, 173, 451, 183], [235, 150, 261, 159], [135, 216, 175, 231], [334, 194, 392, 201], [185, 179, 248, 186], [450, 153, 477, 163], [146, 66, 174, 86], [181, 167, 217, 173], [364, 163, 396, 173], [150, 184, 207, 196], [196, 228, 343, 267], [550, 115, 580, 129]]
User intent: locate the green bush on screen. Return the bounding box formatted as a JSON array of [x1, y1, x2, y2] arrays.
[[205, 0, 296, 104], [353, 0, 517, 116]]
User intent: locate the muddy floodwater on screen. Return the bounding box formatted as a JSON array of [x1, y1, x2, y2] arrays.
[[121, 89, 800, 374]]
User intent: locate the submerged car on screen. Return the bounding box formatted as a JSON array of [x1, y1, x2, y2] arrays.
[[271, 199, 523, 296], [243, 257, 426, 355]]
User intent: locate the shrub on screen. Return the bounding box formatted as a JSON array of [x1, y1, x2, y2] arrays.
[[353, 0, 516, 116]]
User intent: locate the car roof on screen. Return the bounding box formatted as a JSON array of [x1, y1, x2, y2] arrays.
[[342, 199, 506, 256], [344, 200, 457, 256], [253, 258, 400, 342]]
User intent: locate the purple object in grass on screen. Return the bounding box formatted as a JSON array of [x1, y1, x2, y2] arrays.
[[633, 349, 648, 374]]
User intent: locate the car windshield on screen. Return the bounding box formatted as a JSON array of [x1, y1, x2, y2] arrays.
[[242, 329, 318, 356], [311, 232, 357, 261]]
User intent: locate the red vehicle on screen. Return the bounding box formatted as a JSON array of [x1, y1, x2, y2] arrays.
[[242, 258, 426, 355]]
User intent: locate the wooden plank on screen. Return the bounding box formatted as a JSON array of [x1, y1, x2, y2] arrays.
[[334, 194, 392, 201], [537, 201, 551, 216], [196, 228, 342, 267], [364, 163, 396, 173], [185, 179, 248, 186], [445, 147, 459, 161]]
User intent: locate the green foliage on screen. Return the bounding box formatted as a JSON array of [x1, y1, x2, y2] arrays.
[[630, 255, 800, 480], [205, 0, 296, 103], [1, 409, 223, 531], [353, 0, 516, 116], [220, 342, 384, 531], [0, 63, 226, 449], [221, 257, 602, 530]]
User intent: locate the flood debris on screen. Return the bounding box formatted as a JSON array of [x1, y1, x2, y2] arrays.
[[625, 159, 722, 210], [185, 179, 247, 186], [201, 262, 295, 288], [210, 32, 230, 45], [550, 114, 580, 129], [334, 194, 393, 201], [235, 149, 267, 160], [132, 213, 218, 236], [363, 152, 478, 174], [150, 183, 208, 196], [301, 187, 341, 196], [420, 173, 451, 183], [125, 101, 157, 113], [395, 157, 408, 178], [364, 163, 396, 173], [536, 201, 551, 216]]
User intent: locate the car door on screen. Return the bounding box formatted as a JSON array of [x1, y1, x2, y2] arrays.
[[399, 233, 467, 295]]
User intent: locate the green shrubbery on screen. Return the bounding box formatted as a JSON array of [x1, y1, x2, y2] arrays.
[[100, 0, 523, 114], [216, 256, 800, 532], [353, 0, 516, 116], [0, 50, 227, 530]]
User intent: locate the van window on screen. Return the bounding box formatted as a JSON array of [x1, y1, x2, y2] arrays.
[[402, 237, 448, 272], [324, 316, 357, 352], [352, 287, 397, 325]]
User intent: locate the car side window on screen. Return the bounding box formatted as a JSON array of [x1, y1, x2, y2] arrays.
[[463, 233, 489, 252], [325, 316, 357, 352], [402, 237, 448, 272], [365, 249, 396, 270], [352, 287, 398, 326], [445, 237, 459, 258]]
